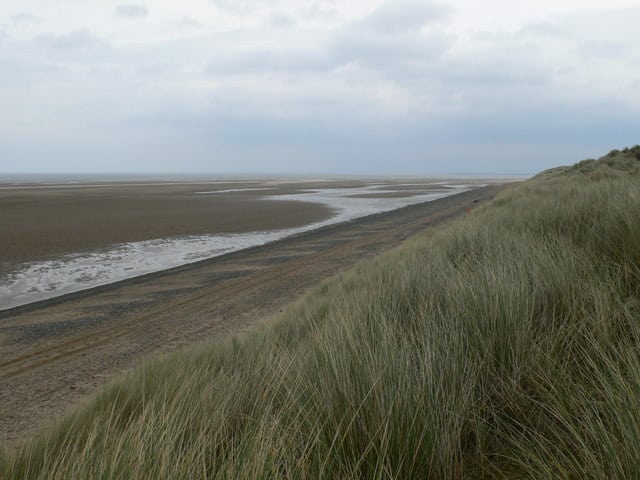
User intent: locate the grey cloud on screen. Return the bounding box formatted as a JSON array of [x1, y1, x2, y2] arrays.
[[204, 34, 451, 77], [205, 20, 453, 77], [206, 48, 333, 74], [268, 13, 296, 28], [0, 55, 70, 86], [577, 40, 628, 59], [116, 4, 149, 19], [329, 29, 452, 71], [211, 0, 275, 14], [12, 13, 40, 24], [0, 35, 69, 86], [517, 22, 569, 39], [136, 61, 175, 76], [358, 1, 451, 35], [176, 17, 205, 29], [299, 5, 338, 23], [437, 58, 550, 87], [430, 27, 567, 90], [453, 11, 638, 92], [35, 29, 109, 51]]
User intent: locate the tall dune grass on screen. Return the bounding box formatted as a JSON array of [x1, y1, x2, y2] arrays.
[[2, 146, 640, 479]]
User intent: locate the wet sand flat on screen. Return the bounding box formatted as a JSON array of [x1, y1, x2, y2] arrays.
[[0, 178, 480, 265], [1, 178, 500, 310], [0, 182, 334, 265]]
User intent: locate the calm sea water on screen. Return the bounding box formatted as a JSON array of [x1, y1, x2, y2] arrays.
[[0, 173, 282, 184]]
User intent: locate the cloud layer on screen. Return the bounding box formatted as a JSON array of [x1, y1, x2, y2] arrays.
[[115, 4, 149, 19], [0, 0, 639, 174]]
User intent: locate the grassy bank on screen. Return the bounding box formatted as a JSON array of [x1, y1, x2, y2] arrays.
[[2, 147, 640, 479]]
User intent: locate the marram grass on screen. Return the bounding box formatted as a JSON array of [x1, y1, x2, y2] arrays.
[[2, 146, 640, 479]]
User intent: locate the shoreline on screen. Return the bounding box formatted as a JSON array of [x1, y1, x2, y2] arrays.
[[0, 187, 470, 318], [0, 180, 489, 311]]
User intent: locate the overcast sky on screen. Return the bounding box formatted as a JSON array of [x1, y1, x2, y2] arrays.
[[0, 0, 638, 175]]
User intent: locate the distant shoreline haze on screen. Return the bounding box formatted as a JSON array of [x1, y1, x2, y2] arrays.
[[0, 173, 530, 184]]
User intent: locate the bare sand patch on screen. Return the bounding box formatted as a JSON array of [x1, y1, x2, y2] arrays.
[[0, 182, 333, 264]]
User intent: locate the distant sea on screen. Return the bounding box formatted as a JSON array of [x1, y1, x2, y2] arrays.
[[0, 173, 528, 185], [0, 173, 277, 184]]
